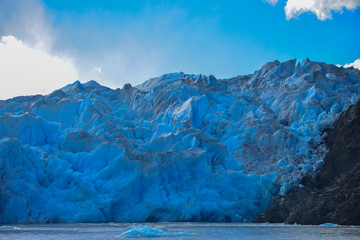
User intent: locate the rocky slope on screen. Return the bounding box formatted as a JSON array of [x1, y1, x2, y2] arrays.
[[1, 59, 360, 223], [255, 99, 360, 225]]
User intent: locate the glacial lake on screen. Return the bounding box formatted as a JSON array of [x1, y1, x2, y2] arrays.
[[1, 223, 360, 240]]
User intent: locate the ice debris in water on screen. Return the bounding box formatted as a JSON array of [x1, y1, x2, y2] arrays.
[[320, 223, 340, 227], [117, 225, 195, 238], [0, 226, 21, 230], [1, 59, 360, 223]]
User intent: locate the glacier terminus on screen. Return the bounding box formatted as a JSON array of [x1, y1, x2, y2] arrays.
[[1, 59, 360, 223]]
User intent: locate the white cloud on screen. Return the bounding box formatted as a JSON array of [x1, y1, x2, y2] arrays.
[[344, 58, 360, 70], [0, 0, 80, 99], [266, 0, 360, 20], [0, 35, 78, 100], [285, 0, 360, 20], [94, 67, 102, 73]]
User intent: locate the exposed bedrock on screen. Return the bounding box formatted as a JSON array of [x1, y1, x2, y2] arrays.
[[255, 99, 360, 225]]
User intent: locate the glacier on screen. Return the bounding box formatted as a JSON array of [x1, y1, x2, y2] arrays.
[[1, 59, 360, 223]]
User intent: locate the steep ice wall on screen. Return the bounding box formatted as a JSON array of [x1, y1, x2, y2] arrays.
[[1, 59, 360, 223]]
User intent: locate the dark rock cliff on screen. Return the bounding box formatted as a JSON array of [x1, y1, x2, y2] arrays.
[[255, 100, 360, 225]]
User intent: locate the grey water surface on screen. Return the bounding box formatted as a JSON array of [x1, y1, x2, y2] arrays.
[[1, 223, 360, 240]]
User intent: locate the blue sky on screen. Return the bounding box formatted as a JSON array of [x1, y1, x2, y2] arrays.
[[0, 0, 359, 98]]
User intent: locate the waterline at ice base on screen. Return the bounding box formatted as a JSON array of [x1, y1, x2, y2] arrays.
[[1, 59, 359, 223]]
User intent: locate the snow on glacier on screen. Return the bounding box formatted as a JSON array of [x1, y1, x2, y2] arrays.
[[0, 59, 360, 223]]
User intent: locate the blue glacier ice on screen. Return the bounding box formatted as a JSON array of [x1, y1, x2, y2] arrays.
[[1, 59, 360, 223], [118, 225, 195, 238], [320, 223, 340, 227]]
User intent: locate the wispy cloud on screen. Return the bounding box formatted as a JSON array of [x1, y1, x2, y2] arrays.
[[0, 0, 53, 49], [264, 0, 279, 6], [52, 5, 220, 88], [266, 0, 360, 20]]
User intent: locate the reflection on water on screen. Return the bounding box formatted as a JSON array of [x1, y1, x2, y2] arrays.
[[0, 223, 360, 240]]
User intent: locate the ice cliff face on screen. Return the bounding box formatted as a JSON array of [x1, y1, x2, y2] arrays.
[[1, 59, 360, 223]]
